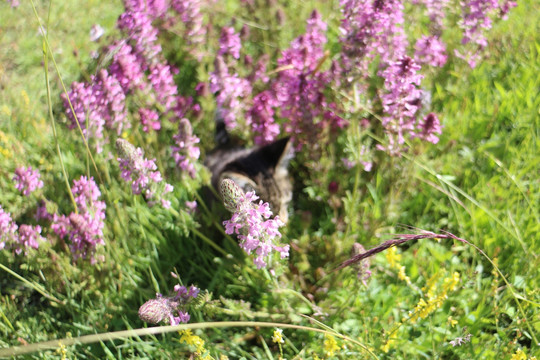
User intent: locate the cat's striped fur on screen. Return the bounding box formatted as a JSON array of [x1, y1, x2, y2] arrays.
[[205, 131, 293, 223]]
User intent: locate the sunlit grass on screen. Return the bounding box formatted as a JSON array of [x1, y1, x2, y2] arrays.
[[0, 0, 538, 359]]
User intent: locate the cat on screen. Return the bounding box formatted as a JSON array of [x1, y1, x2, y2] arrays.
[[204, 121, 293, 223]]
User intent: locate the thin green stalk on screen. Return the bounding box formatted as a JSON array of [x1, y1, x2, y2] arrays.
[[409, 157, 528, 253], [0, 321, 378, 359], [0, 306, 15, 332], [30, 0, 103, 185], [0, 263, 64, 306], [460, 238, 539, 345], [41, 2, 77, 213], [482, 151, 539, 223], [191, 227, 228, 256], [193, 191, 238, 249]]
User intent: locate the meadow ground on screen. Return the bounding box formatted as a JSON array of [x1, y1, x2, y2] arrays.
[[0, 0, 538, 359]]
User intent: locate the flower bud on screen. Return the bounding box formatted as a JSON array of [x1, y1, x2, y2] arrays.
[[138, 298, 172, 324], [220, 179, 245, 212]]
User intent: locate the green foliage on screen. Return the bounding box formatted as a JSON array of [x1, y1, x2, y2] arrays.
[[0, 0, 538, 359]]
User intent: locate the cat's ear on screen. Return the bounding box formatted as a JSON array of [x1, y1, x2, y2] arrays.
[[258, 137, 294, 173], [220, 172, 258, 194]]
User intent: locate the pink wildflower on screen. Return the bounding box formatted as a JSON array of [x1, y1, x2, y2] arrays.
[[171, 119, 200, 179], [116, 139, 173, 208], [13, 166, 44, 196], [220, 179, 289, 269], [139, 284, 199, 325], [52, 176, 106, 263], [0, 206, 18, 250], [218, 27, 242, 59], [414, 35, 447, 67]]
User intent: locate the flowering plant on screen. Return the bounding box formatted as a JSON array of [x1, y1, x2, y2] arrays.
[[220, 179, 289, 269]]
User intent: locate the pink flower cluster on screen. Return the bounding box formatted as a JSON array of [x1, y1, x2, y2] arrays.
[[379, 56, 424, 153], [63, 1, 198, 152], [51, 176, 106, 263], [138, 284, 199, 325], [218, 26, 242, 59], [171, 119, 201, 178], [414, 35, 447, 67], [412, 0, 449, 29], [455, 0, 516, 68], [116, 139, 173, 208], [171, 0, 207, 58], [378, 56, 443, 153], [339, 0, 407, 78], [210, 52, 252, 131], [247, 11, 345, 147], [220, 179, 289, 269], [0, 206, 44, 255], [6, 0, 19, 8], [13, 166, 44, 196], [63, 69, 129, 153]]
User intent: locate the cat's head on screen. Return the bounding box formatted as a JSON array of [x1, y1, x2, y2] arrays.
[[219, 138, 293, 223]]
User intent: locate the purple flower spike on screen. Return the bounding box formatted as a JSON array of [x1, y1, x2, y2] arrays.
[[13, 166, 44, 196], [414, 35, 447, 67], [171, 119, 200, 179], [379, 56, 425, 154], [220, 179, 289, 269], [15, 225, 43, 255], [456, 0, 516, 68], [52, 176, 106, 263], [209, 56, 252, 131], [339, 0, 407, 78], [171, 0, 206, 58], [0, 207, 45, 255], [218, 26, 242, 59], [416, 112, 443, 144], [0, 206, 18, 250], [116, 139, 173, 208], [139, 282, 200, 326]]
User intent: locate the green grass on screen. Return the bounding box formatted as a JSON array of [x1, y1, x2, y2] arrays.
[[0, 0, 538, 359]]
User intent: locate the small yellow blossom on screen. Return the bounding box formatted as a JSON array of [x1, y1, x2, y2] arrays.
[[56, 342, 67, 360], [448, 316, 458, 327], [423, 272, 440, 299], [409, 272, 461, 324], [0, 147, 12, 158], [511, 349, 527, 360], [398, 265, 411, 285], [272, 328, 284, 344], [1, 105, 11, 116], [443, 272, 460, 292], [179, 330, 209, 359], [386, 247, 402, 269], [21, 90, 30, 109], [324, 334, 340, 357], [381, 338, 395, 353]]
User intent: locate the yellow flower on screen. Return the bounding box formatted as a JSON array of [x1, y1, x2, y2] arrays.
[[447, 316, 458, 327], [409, 272, 461, 324], [386, 247, 402, 269], [56, 342, 67, 360], [511, 349, 527, 360], [443, 272, 460, 292], [179, 330, 209, 359], [1, 105, 11, 116], [381, 338, 395, 353], [398, 265, 411, 285], [272, 328, 284, 344], [324, 335, 340, 357], [21, 90, 30, 109]]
